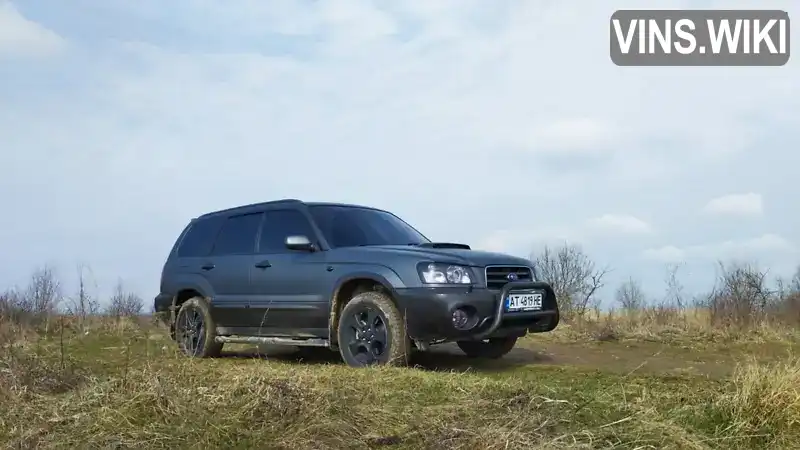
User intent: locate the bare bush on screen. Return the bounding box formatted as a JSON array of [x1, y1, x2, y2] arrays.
[[615, 277, 645, 312], [22, 266, 62, 318], [530, 243, 609, 319], [0, 267, 62, 327], [705, 261, 771, 328], [64, 264, 100, 331], [106, 280, 144, 318], [770, 265, 800, 325], [663, 263, 686, 310], [0, 289, 25, 322]]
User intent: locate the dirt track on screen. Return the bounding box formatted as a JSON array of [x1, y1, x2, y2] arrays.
[[226, 338, 794, 379]]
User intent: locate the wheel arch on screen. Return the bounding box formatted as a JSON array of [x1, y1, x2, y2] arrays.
[[167, 277, 214, 329], [328, 271, 402, 348]]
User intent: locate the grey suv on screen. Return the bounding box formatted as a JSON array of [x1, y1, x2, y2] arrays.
[[154, 199, 559, 367]]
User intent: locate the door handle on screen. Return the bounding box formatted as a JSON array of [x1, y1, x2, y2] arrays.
[[254, 260, 272, 269], [200, 263, 215, 271]]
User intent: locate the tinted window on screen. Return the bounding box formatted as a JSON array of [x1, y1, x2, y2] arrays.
[[210, 213, 262, 255], [176, 217, 221, 258], [259, 209, 317, 253], [308, 205, 429, 248]]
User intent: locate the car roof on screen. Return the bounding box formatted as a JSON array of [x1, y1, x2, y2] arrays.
[[195, 199, 388, 220]]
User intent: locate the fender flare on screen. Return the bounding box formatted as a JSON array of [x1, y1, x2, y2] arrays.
[[327, 268, 406, 346]]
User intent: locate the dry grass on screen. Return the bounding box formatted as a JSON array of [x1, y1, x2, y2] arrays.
[[549, 306, 800, 347], [1, 314, 799, 449], [710, 357, 800, 448]]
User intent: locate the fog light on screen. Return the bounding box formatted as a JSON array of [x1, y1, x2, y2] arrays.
[[452, 309, 471, 330]]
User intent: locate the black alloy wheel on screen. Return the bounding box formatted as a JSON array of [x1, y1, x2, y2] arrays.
[[337, 291, 410, 367], [341, 306, 389, 365], [176, 306, 206, 356]]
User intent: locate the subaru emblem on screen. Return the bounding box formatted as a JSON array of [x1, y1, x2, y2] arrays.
[[507, 272, 518, 281]]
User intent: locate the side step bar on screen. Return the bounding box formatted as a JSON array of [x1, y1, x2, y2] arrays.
[[214, 335, 330, 347]]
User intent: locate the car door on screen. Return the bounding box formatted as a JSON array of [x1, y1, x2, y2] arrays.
[[248, 207, 333, 337], [202, 212, 263, 330]]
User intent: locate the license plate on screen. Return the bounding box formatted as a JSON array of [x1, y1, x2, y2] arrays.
[[505, 292, 543, 312]]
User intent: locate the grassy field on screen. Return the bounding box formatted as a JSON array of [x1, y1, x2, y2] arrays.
[[1, 314, 799, 450]]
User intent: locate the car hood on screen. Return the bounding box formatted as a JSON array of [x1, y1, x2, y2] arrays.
[[349, 245, 533, 267]]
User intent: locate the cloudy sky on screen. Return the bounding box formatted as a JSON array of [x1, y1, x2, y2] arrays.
[[1, 0, 797, 307]]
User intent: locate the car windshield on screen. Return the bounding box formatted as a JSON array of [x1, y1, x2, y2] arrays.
[[308, 205, 430, 248]]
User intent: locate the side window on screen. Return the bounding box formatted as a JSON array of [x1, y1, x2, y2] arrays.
[[176, 217, 221, 258], [259, 209, 317, 254], [210, 213, 262, 256]]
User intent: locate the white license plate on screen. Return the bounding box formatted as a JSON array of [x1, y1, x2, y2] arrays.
[[505, 292, 543, 312]]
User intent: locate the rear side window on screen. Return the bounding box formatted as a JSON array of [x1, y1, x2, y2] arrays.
[[211, 213, 262, 255], [259, 209, 317, 253], [176, 218, 221, 258]]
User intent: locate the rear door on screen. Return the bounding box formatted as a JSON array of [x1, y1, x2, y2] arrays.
[[202, 212, 263, 328], [248, 208, 332, 336], [159, 216, 222, 314]]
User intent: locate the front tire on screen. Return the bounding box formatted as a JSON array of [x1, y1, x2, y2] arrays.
[[456, 336, 518, 359], [174, 297, 223, 358], [337, 291, 409, 368]]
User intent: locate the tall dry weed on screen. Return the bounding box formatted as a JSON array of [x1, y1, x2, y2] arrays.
[[713, 357, 800, 448]]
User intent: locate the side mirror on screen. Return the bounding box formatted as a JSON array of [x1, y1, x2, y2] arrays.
[[285, 235, 316, 252]]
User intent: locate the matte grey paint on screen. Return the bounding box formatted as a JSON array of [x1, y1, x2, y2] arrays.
[[154, 199, 559, 343]]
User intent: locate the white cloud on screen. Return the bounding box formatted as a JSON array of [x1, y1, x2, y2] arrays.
[[714, 233, 795, 257], [475, 226, 578, 256], [0, 2, 64, 57], [643, 234, 796, 263], [587, 214, 653, 235], [526, 118, 621, 155], [642, 246, 686, 263], [474, 230, 525, 255], [476, 213, 652, 254], [702, 193, 763, 217]]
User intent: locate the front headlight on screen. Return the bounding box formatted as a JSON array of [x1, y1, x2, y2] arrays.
[[417, 262, 473, 284]]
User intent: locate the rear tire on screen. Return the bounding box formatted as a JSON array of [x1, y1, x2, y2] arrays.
[[337, 291, 409, 368], [174, 297, 223, 358], [456, 336, 517, 359]]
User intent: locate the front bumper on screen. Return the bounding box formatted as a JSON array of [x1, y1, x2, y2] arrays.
[[393, 281, 559, 342]]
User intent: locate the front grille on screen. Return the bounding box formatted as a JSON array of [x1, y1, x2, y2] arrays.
[[485, 266, 533, 290]]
